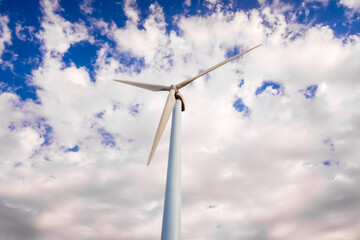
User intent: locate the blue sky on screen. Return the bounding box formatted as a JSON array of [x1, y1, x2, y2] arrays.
[[2, 0, 359, 101], [1, 0, 360, 239]]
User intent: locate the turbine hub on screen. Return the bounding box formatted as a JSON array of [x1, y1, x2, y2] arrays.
[[170, 84, 178, 92]]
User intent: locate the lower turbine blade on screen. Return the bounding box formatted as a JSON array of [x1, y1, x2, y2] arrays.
[[147, 89, 176, 166]]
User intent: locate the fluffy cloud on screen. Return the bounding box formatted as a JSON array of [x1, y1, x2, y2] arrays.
[[340, 0, 360, 11], [102, 1, 171, 68], [80, 0, 94, 15], [1, 0, 360, 239], [0, 15, 11, 61], [37, 0, 90, 54]]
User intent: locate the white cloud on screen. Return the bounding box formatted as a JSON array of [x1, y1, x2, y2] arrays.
[[80, 0, 94, 15], [2, 1, 360, 239], [304, 0, 330, 6], [124, 0, 140, 25], [37, 0, 90, 54], [0, 94, 42, 166], [101, 2, 170, 68], [15, 23, 26, 41], [15, 23, 36, 41], [340, 0, 360, 10], [0, 14, 11, 61]]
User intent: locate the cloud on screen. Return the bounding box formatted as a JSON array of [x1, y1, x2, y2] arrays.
[[100, 1, 170, 68], [37, 0, 90, 54], [0, 15, 11, 53], [80, 0, 94, 15], [15, 23, 36, 41], [124, 0, 140, 25], [340, 0, 360, 11], [0, 201, 41, 240], [0, 14, 11, 64], [304, 0, 330, 6], [1, 0, 360, 239]]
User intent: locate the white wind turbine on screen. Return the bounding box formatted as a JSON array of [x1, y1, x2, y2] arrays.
[[114, 44, 261, 240]]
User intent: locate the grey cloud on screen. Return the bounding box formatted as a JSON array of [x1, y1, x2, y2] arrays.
[[0, 202, 41, 240]]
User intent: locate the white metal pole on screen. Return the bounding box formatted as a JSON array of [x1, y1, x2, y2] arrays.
[[161, 99, 182, 240]]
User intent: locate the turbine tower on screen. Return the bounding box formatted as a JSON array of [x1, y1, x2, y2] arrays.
[[114, 44, 261, 239]]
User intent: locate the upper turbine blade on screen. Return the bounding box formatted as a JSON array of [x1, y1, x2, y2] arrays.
[[176, 44, 261, 90], [147, 89, 177, 166], [113, 79, 170, 92]]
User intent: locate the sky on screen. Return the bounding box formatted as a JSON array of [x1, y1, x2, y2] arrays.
[[0, 0, 360, 239]]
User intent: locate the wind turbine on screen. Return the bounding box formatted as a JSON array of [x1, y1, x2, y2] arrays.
[[114, 44, 261, 239]]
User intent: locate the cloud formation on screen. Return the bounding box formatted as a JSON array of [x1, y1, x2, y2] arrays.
[[0, 15, 11, 63], [1, 0, 360, 239]]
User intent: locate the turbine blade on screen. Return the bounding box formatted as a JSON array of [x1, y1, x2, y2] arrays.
[[176, 44, 261, 90], [147, 89, 177, 166], [113, 79, 170, 92]]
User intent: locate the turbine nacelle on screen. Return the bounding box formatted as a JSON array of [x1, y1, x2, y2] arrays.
[[174, 91, 185, 112], [170, 85, 186, 111], [114, 44, 261, 165]]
